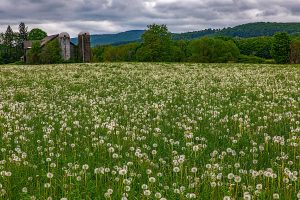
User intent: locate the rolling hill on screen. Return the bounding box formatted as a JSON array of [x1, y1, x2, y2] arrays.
[[72, 30, 145, 47], [72, 22, 300, 46]]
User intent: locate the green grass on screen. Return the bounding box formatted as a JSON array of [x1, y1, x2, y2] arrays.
[[0, 63, 300, 200]]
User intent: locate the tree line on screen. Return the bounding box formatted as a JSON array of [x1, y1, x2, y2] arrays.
[[0, 22, 48, 64], [0, 23, 299, 65], [92, 24, 297, 64]]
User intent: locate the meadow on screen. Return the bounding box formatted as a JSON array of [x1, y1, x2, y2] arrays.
[[0, 63, 300, 200]]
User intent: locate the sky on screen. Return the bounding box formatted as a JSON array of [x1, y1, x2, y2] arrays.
[[0, 0, 300, 37]]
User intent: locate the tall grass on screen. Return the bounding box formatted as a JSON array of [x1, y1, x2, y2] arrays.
[[0, 63, 299, 199]]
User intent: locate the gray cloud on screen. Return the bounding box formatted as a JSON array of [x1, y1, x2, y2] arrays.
[[0, 0, 299, 36]]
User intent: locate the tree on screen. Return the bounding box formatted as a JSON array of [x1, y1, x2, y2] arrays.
[[188, 37, 240, 63], [271, 32, 291, 64], [39, 39, 61, 64], [19, 22, 28, 43], [2, 25, 17, 63], [15, 22, 29, 61], [290, 39, 300, 64], [102, 43, 139, 62], [103, 46, 116, 62], [3, 26, 15, 48], [170, 40, 188, 62], [136, 24, 172, 62], [235, 37, 273, 59], [28, 28, 47, 40], [27, 41, 41, 64], [92, 45, 106, 62]]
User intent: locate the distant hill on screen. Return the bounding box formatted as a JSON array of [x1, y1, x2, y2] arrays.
[[217, 22, 300, 38], [72, 22, 300, 46], [71, 30, 145, 47]]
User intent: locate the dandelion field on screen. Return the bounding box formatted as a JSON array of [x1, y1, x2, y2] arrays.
[[0, 63, 300, 200]]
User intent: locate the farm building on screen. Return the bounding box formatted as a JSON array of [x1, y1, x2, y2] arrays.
[[23, 32, 91, 63]]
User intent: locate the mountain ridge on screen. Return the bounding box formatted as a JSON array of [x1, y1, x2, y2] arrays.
[[71, 22, 300, 46]]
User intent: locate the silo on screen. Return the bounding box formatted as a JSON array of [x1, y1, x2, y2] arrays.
[[59, 32, 71, 61], [78, 32, 91, 62]]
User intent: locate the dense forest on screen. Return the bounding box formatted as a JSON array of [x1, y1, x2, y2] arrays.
[[71, 22, 300, 46], [1, 22, 300, 65], [92, 24, 299, 64]]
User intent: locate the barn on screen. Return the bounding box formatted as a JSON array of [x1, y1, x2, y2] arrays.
[[23, 32, 91, 63]]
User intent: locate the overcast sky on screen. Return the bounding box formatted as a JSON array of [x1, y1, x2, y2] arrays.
[[0, 0, 300, 37]]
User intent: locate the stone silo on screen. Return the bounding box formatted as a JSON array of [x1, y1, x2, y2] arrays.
[[78, 32, 91, 62], [59, 32, 71, 61]]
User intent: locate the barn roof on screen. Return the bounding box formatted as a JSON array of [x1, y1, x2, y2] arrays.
[[40, 34, 59, 47], [24, 33, 76, 49], [23, 41, 33, 49]]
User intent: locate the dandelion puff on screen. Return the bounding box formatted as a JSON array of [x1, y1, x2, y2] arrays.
[[5, 172, 12, 177], [174, 189, 180, 194], [144, 190, 151, 196], [107, 189, 113, 194], [297, 191, 300, 199], [125, 186, 130, 192], [82, 164, 89, 170], [256, 184, 262, 190], [22, 187, 28, 193], [234, 176, 241, 183], [191, 167, 197, 173], [149, 177, 156, 183], [243, 192, 251, 200], [119, 169, 127, 176], [206, 164, 211, 169], [273, 193, 279, 199], [142, 184, 148, 190], [47, 172, 53, 179], [211, 182, 217, 187], [104, 193, 111, 198], [227, 173, 234, 180], [155, 192, 162, 198], [173, 167, 180, 173]]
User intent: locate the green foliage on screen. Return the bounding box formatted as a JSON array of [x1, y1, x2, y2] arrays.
[[1, 63, 300, 199], [271, 32, 291, 64], [172, 29, 218, 40], [3, 26, 15, 47], [27, 41, 41, 64], [0, 23, 29, 64], [136, 24, 172, 62], [0, 25, 21, 64], [290, 39, 300, 64], [19, 22, 28, 43], [82, 22, 300, 47], [90, 43, 140, 62], [235, 37, 273, 59], [39, 39, 62, 64], [13, 91, 28, 102], [3, 22, 300, 65], [171, 40, 189, 62], [28, 28, 47, 40], [218, 22, 300, 38], [238, 55, 266, 64], [92, 45, 107, 62], [188, 37, 240, 63], [27, 39, 62, 64]]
